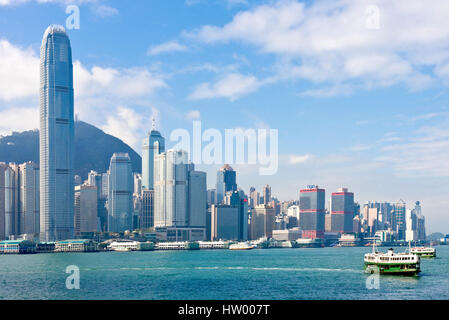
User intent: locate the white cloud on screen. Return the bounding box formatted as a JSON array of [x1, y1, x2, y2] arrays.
[[0, 40, 39, 101], [95, 5, 119, 17], [0, 107, 39, 135], [188, 73, 261, 101], [186, 110, 201, 120], [147, 41, 188, 56], [288, 154, 311, 165], [187, 0, 449, 94], [101, 106, 147, 150], [377, 120, 449, 177]]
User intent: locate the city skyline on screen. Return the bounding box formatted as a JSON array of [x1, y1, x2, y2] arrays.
[[1, 1, 449, 233]]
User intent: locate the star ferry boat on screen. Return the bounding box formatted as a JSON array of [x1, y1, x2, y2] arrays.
[[364, 245, 421, 276], [410, 246, 436, 258]]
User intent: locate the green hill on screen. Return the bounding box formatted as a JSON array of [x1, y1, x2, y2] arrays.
[[0, 120, 141, 179]]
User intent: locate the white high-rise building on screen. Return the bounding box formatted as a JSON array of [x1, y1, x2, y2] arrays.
[[4, 164, 19, 238], [18, 162, 40, 236], [39, 25, 75, 241], [0, 163, 8, 240], [154, 150, 190, 227]]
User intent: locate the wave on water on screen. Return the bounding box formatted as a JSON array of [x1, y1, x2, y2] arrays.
[[193, 266, 360, 273]]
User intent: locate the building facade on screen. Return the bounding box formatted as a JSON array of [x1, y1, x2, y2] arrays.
[[330, 188, 354, 233], [39, 25, 75, 241], [216, 164, 237, 204], [299, 186, 325, 239], [74, 185, 98, 236], [142, 129, 165, 190], [107, 153, 133, 233]]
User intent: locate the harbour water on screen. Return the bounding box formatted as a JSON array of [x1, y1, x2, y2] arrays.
[[0, 247, 448, 300]]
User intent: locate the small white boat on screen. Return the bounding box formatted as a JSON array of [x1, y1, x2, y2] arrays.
[[111, 246, 131, 252], [229, 242, 255, 250]]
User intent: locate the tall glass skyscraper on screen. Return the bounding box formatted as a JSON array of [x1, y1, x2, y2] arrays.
[[107, 153, 133, 233], [39, 25, 75, 241], [142, 129, 165, 190], [216, 164, 237, 204]]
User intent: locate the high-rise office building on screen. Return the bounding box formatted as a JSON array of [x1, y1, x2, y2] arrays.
[[216, 164, 237, 204], [86, 170, 107, 232], [330, 187, 354, 233], [107, 153, 133, 233], [189, 171, 207, 228], [0, 163, 8, 240], [211, 204, 240, 240], [414, 201, 426, 240], [154, 150, 207, 233], [154, 150, 190, 227], [39, 25, 75, 241], [299, 186, 325, 239], [133, 173, 142, 197], [207, 189, 216, 207], [18, 162, 40, 236], [249, 187, 260, 208], [406, 201, 426, 241], [142, 128, 165, 190], [223, 190, 249, 240], [393, 199, 406, 240], [74, 185, 98, 236], [4, 164, 19, 238], [250, 205, 275, 240], [140, 189, 154, 229], [262, 184, 271, 205]]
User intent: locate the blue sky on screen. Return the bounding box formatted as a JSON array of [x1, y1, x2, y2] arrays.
[[1, 0, 449, 233]]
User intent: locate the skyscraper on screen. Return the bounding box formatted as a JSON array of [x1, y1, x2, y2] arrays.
[[107, 153, 133, 233], [0, 163, 8, 240], [154, 150, 189, 227], [330, 187, 354, 234], [39, 25, 75, 241], [250, 205, 275, 240], [18, 162, 40, 236], [299, 186, 325, 239], [393, 199, 406, 240], [4, 164, 19, 238], [189, 171, 207, 228], [140, 189, 154, 229], [74, 185, 98, 236], [262, 184, 271, 205], [142, 128, 165, 190], [216, 164, 237, 204], [86, 170, 107, 232]]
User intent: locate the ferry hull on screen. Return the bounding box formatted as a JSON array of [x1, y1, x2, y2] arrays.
[[364, 263, 420, 276]]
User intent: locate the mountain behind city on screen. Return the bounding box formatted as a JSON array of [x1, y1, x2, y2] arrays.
[[0, 120, 142, 179]]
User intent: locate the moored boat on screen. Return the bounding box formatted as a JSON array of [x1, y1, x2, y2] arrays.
[[229, 242, 255, 250]]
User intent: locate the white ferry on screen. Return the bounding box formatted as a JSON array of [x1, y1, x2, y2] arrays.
[[229, 242, 255, 250], [364, 243, 420, 276], [410, 246, 436, 258]]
